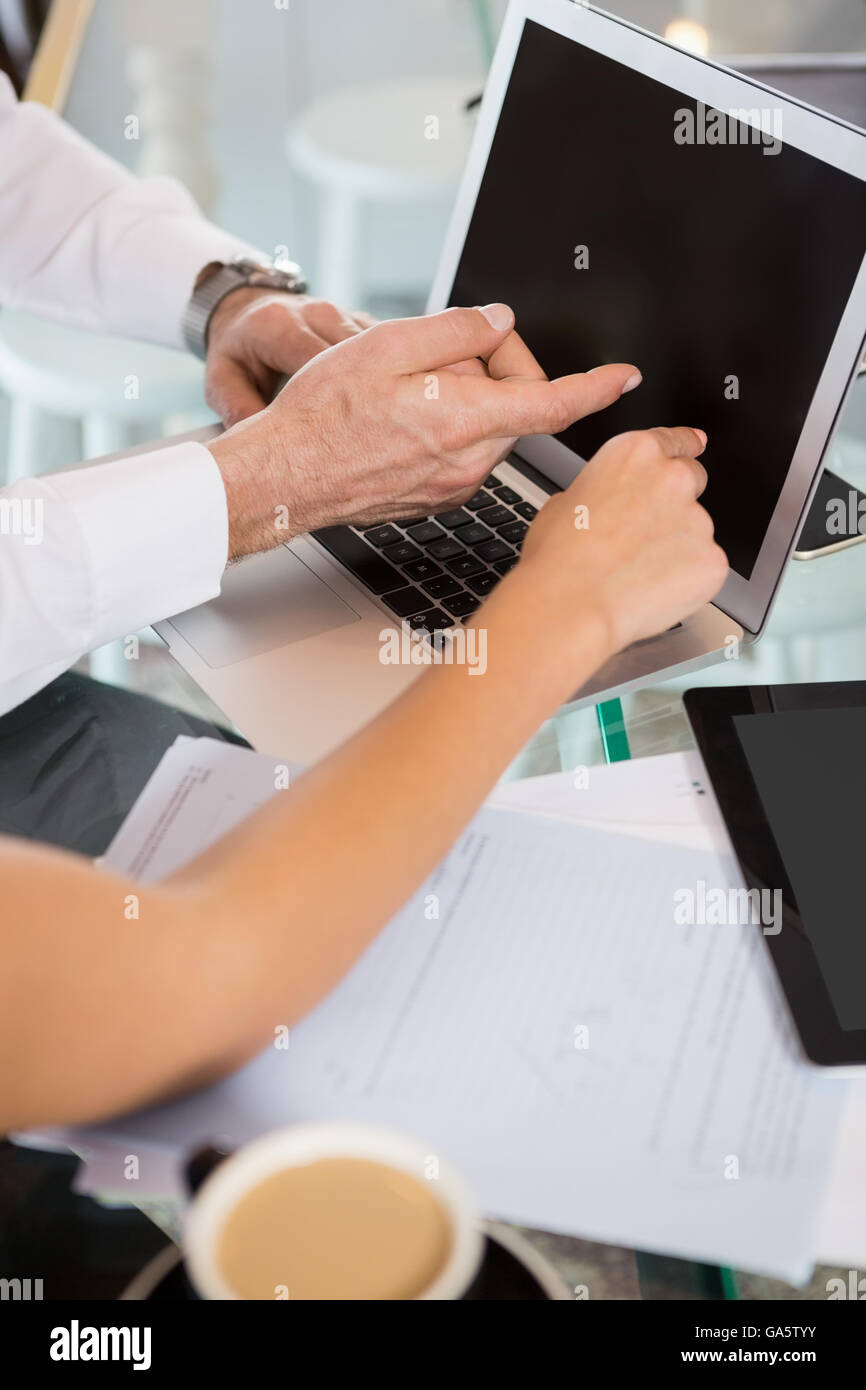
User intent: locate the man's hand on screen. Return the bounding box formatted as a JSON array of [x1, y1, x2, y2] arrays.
[[208, 303, 641, 558], [204, 288, 375, 426]]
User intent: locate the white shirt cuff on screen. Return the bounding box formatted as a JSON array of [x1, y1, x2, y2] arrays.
[[49, 439, 228, 649]]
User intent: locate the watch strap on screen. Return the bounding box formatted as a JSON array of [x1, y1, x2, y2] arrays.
[[182, 256, 308, 359]]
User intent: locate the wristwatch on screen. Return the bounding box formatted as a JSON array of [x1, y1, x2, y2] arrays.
[[182, 254, 308, 359]]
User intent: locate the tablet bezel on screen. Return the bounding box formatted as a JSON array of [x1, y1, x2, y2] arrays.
[[684, 681, 866, 1068], [428, 0, 866, 637]]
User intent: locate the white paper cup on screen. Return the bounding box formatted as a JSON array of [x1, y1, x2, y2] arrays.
[[184, 1123, 484, 1301]]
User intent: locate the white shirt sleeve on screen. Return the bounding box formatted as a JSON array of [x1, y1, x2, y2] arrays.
[[0, 69, 254, 346], [0, 441, 228, 715], [0, 74, 268, 712]]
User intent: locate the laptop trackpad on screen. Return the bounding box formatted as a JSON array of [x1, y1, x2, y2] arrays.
[[166, 545, 361, 669]]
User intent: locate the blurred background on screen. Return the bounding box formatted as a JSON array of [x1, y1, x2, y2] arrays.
[[1, 0, 864, 472], [0, 0, 865, 733], [11, 0, 866, 318]]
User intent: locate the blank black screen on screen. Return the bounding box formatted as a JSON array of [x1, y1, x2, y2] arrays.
[[734, 707, 866, 1031], [450, 21, 866, 577]]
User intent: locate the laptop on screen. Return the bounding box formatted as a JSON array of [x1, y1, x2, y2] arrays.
[[155, 0, 866, 763]]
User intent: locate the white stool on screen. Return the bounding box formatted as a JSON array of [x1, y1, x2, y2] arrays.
[[0, 309, 211, 484], [286, 76, 480, 307]]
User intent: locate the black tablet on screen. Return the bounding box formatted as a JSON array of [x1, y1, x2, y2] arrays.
[[684, 681, 866, 1069]]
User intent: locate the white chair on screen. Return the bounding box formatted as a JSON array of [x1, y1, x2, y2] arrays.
[[0, 308, 211, 485], [286, 76, 480, 307]]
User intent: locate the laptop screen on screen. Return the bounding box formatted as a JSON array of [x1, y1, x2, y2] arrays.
[[448, 20, 866, 581]]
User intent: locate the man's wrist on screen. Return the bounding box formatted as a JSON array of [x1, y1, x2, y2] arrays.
[[208, 417, 288, 560], [184, 254, 308, 359], [206, 285, 279, 347]]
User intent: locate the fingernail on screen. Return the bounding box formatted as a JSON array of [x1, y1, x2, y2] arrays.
[[621, 371, 642, 394], [693, 428, 708, 448], [478, 302, 514, 332]]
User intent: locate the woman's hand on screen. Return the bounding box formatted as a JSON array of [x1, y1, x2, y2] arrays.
[[487, 425, 728, 675]]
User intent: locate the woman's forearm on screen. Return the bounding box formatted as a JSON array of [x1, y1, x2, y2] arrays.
[[186, 574, 610, 1028], [0, 573, 609, 1129], [2, 413, 725, 1131]]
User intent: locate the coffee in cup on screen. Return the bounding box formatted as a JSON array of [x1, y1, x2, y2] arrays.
[[184, 1123, 483, 1300]]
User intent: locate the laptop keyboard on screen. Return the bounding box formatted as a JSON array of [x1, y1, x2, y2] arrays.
[[313, 477, 538, 632]]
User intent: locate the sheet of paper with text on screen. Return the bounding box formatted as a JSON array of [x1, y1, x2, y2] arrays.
[[58, 738, 851, 1282]]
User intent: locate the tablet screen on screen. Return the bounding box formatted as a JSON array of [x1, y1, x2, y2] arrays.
[[733, 706, 866, 1031], [449, 19, 866, 579], [686, 682, 866, 1065]]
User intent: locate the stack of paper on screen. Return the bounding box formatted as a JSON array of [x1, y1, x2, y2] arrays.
[[29, 737, 865, 1284]]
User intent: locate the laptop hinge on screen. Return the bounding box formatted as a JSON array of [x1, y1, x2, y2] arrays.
[[506, 450, 562, 495]]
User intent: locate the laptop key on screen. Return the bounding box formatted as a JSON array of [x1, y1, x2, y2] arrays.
[[446, 554, 486, 579], [434, 508, 474, 530], [382, 540, 423, 565], [475, 504, 513, 528], [442, 592, 479, 618], [497, 520, 528, 544], [491, 485, 522, 504], [426, 537, 466, 561], [475, 538, 515, 563], [493, 556, 518, 576], [406, 520, 445, 544], [422, 575, 462, 598], [313, 527, 405, 594], [409, 608, 453, 632], [455, 522, 493, 546], [513, 501, 538, 521], [464, 489, 500, 512], [382, 586, 430, 617], [364, 524, 404, 548], [402, 557, 442, 582], [466, 570, 498, 596]]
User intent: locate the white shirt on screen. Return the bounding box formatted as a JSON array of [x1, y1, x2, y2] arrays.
[[0, 72, 253, 714]]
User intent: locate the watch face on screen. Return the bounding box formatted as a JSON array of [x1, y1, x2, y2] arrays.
[[234, 254, 303, 287], [253, 270, 299, 289]]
